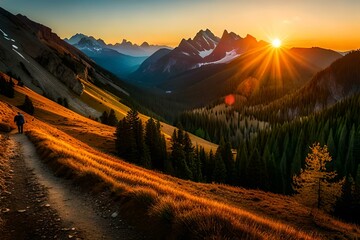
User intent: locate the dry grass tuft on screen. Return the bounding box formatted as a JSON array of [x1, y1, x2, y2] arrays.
[[128, 187, 159, 207]]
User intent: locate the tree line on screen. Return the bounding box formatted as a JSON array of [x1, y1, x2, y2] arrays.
[[114, 93, 360, 222]]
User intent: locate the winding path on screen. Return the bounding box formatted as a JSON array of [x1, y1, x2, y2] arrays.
[[7, 132, 144, 240]]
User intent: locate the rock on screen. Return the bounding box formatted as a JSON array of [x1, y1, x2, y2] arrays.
[[111, 211, 118, 218], [17, 209, 26, 213], [0, 122, 12, 132], [2, 208, 10, 213], [44, 203, 51, 207]]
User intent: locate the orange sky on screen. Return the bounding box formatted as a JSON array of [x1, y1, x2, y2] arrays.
[[2, 0, 360, 51]]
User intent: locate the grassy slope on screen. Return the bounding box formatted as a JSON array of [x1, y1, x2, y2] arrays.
[[0, 84, 359, 239], [79, 79, 218, 152]]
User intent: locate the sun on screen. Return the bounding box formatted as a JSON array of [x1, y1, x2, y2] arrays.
[[272, 38, 282, 48]]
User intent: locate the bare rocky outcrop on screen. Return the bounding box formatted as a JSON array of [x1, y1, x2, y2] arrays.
[[35, 50, 84, 95]]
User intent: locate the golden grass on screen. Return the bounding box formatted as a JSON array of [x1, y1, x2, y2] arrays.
[[1, 74, 359, 239], [0, 74, 217, 153], [20, 124, 358, 239]]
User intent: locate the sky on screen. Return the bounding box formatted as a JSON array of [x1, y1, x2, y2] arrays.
[[1, 0, 360, 51]]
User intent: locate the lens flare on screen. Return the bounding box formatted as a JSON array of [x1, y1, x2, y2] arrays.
[[225, 94, 235, 106]]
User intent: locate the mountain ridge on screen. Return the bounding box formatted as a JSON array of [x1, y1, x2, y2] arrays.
[[65, 33, 171, 57]]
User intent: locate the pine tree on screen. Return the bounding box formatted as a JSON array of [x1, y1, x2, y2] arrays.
[[100, 111, 109, 125], [183, 133, 195, 180], [345, 125, 356, 176], [236, 143, 248, 185], [116, 117, 134, 159], [245, 149, 266, 189], [0, 76, 15, 98], [145, 118, 167, 170], [212, 150, 226, 183], [198, 147, 207, 181], [291, 130, 304, 176], [115, 108, 149, 167], [170, 129, 192, 179], [22, 95, 34, 115], [107, 109, 118, 126], [63, 98, 69, 108], [335, 176, 355, 221], [326, 128, 336, 169]]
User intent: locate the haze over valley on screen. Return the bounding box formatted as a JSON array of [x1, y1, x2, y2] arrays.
[[0, 1, 360, 239]]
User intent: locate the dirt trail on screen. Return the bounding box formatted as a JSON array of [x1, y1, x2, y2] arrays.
[[0, 132, 144, 240]]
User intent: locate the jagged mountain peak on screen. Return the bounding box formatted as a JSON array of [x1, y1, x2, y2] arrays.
[[221, 30, 241, 41], [96, 38, 106, 46], [65, 33, 171, 57], [76, 36, 101, 48], [244, 34, 256, 41], [141, 41, 149, 47]]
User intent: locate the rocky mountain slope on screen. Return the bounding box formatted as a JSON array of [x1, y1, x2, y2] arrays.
[[0, 7, 129, 117], [156, 45, 342, 108], [131, 29, 223, 84]]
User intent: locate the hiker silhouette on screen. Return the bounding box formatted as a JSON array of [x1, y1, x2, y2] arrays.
[[14, 112, 25, 134]]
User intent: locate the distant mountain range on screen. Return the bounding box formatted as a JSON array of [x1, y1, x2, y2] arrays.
[[131, 29, 267, 84], [66, 34, 148, 78], [65, 33, 171, 57], [0, 5, 354, 122]]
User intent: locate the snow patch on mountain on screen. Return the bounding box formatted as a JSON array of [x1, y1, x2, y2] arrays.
[[199, 49, 213, 58], [12, 49, 29, 62], [0, 28, 8, 37], [214, 50, 240, 63], [197, 50, 240, 67]]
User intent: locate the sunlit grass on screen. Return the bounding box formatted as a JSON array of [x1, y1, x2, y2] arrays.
[[22, 124, 354, 239], [1, 73, 359, 239]]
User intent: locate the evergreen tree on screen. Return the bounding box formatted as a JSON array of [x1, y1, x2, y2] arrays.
[[100, 111, 109, 125], [116, 117, 134, 159], [291, 130, 304, 176], [198, 147, 207, 181], [107, 109, 118, 126], [245, 149, 266, 189], [235, 143, 248, 185], [145, 118, 167, 171], [57, 97, 63, 105], [335, 176, 356, 222], [115, 108, 150, 168], [170, 129, 192, 179], [183, 133, 196, 180], [63, 98, 69, 108], [0, 76, 15, 98], [212, 150, 226, 183], [193, 146, 203, 182], [345, 125, 356, 176], [21, 95, 34, 115]]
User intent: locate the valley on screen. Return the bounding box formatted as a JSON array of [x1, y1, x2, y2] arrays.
[[0, 3, 360, 240]]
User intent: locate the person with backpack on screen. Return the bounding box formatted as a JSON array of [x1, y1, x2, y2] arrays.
[[14, 112, 25, 134]]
